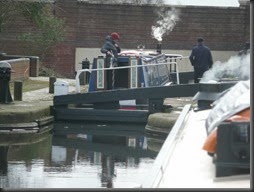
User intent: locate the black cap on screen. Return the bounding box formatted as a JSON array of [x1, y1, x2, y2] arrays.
[[197, 37, 204, 42]]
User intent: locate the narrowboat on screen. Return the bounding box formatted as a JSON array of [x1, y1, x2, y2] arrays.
[[74, 48, 184, 111]]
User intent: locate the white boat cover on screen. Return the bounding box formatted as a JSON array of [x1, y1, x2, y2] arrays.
[[205, 80, 250, 134]]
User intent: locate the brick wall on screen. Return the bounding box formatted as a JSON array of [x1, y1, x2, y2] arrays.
[[0, 0, 250, 78], [0, 53, 40, 78], [3, 58, 30, 81]]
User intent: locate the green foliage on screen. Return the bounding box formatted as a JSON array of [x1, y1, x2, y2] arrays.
[[17, 1, 66, 60], [0, 1, 66, 75], [18, 1, 45, 24], [87, 0, 165, 5], [0, 1, 19, 32], [18, 14, 66, 58]]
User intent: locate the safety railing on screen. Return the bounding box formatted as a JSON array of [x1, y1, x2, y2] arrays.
[[75, 60, 180, 93]]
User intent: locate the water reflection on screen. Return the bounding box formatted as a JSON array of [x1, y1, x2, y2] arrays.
[[0, 122, 163, 188], [0, 146, 8, 175], [0, 134, 52, 188]]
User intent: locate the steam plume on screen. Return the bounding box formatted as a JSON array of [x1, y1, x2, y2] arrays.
[[200, 53, 250, 83], [151, 7, 180, 41]]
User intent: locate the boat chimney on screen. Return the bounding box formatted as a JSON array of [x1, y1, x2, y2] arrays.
[[156, 40, 162, 54]]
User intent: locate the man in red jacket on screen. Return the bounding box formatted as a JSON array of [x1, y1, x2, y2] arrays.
[[101, 32, 121, 89]]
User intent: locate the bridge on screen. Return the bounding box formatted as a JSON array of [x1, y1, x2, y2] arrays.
[[52, 82, 236, 123]]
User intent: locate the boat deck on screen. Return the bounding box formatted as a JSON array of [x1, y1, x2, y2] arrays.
[[141, 105, 251, 188]]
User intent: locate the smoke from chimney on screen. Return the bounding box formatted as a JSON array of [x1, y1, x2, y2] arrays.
[[151, 7, 180, 42], [200, 53, 250, 83]]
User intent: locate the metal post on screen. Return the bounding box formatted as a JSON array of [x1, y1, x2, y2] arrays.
[[112, 69, 115, 89], [110, 53, 115, 90], [0, 61, 13, 103], [49, 76, 56, 94], [14, 80, 23, 101]]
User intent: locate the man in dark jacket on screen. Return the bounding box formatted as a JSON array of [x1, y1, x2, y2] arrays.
[[189, 37, 213, 83], [238, 42, 250, 56], [101, 32, 121, 89]]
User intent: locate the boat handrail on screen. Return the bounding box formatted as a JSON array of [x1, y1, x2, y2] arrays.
[[75, 61, 179, 93], [140, 104, 192, 188]]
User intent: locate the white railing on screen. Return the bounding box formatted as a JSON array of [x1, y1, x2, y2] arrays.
[[75, 60, 180, 93]]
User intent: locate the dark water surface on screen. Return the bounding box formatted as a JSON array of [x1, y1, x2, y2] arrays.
[[0, 121, 164, 188]]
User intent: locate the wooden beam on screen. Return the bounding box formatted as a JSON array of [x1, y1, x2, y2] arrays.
[[54, 108, 149, 123], [54, 83, 200, 106], [54, 82, 236, 106]]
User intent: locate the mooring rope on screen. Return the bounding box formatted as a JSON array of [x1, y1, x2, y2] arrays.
[[110, 52, 115, 90], [112, 68, 115, 89]]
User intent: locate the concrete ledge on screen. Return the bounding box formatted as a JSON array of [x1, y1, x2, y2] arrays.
[[0, 101, 52, 124], [145, 111, 180, 136], [0, 126, 52, 146], [0, 116, 54, 130]]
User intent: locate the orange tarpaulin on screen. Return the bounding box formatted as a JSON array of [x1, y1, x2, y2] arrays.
[[202, 107, 250, 154], [226, 108, 250, 122], [203, 128, 217, 153]]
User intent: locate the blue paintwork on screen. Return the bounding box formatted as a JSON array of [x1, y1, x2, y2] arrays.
[[88, 55, 172, 92]]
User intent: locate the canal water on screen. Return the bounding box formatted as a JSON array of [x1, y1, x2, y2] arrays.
[[0, 121, 165, 188]]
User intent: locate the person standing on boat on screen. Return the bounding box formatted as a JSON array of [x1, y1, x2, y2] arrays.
[[101, 32, 121, 90], [189, 37, 213, 83]]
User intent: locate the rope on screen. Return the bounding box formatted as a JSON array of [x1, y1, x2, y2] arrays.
[[110, 52, 115, 90], [112, 68, 115, 89]]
